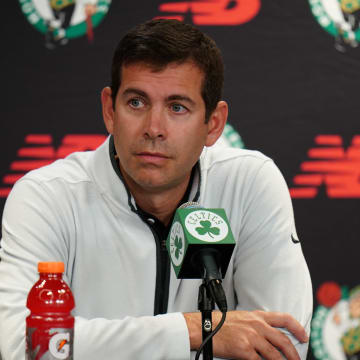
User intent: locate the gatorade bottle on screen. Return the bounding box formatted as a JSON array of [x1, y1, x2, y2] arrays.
[[26, 262, 75, 360]]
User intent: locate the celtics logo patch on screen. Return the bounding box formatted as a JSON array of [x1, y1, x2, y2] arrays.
[[168, 221, 185, 267], [185, 210, 229, 243], [311, 281, 360, 359], [308, 0, 360, 52], [18, 0, 111, 49]]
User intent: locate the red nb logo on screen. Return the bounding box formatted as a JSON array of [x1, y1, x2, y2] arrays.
[[0, 134, 106, 198], [156, 0, 261, 26], [290, 135, 360, 198]]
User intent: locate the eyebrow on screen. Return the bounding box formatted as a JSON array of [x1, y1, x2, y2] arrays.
[[167, 94, 196, 107], [122, 88, 148, 99], [122, 88, 196, 107]]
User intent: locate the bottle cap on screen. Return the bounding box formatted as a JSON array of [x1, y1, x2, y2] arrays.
[[38, 262, 64, 273]]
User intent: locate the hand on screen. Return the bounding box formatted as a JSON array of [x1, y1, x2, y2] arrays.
[[184, 310, 309, 360]]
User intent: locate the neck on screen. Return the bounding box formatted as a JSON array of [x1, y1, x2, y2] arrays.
[[110, 139, 194, 224], [129, 178, 191, 226], [115, 158, 193, 225]]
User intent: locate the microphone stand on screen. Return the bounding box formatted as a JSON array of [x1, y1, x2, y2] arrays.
[[198, 280, 215, 360]]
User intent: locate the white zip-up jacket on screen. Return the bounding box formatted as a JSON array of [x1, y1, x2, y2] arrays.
[[0, 136, 312, 360]]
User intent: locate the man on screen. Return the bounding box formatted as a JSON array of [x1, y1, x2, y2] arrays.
[[0, 19, 312, 359]]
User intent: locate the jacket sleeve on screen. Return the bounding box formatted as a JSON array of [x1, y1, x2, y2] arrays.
[[231, 159, 313, 359], [0, 178, 190, 360]]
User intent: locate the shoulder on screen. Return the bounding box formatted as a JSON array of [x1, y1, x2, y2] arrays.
[[7, 139, 111, 206], [18, 150, 94, 188], [17, 136, 111, 189], [2, 150, 99, 227], [200, 145, 274, 175], [5, 137, 114, 210], [2, 151, 94, 218], [199, 145, 289, 204]]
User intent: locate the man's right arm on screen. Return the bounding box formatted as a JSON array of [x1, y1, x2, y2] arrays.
[[183, 159, 312, 360], [0, 178, 191, 360]]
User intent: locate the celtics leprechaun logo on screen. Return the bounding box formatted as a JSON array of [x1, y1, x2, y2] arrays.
[[308, 0, 360, 52], [18, 0, 111, 49], [311, 282, 360, 360]]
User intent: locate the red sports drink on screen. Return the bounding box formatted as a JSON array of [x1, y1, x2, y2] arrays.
[[26, 262, 75, 360]]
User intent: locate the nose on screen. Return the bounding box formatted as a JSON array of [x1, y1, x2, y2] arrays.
[[143, 106, 167, 140]]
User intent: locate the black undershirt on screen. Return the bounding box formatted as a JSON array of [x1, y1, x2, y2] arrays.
[[135, 169, 195, 314]]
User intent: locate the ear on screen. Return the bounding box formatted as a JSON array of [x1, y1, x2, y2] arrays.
[[101, 87, 115, 135], [205, 101, 228, 147]]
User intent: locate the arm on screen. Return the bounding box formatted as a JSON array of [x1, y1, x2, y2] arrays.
[[0, 178, 190, 360], [185, 159, 312, 359], [232, 160, 312, 357], [184, 310, 308, 360]]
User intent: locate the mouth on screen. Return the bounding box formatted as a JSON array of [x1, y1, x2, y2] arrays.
[[136, 151, 170, 164], [137, 151, 169, 157]]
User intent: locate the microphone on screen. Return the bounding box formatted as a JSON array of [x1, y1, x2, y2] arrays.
[[166, 202, 235, 311]]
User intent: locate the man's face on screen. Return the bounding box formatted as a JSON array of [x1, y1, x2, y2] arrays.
[[102, 61, 220, 194]]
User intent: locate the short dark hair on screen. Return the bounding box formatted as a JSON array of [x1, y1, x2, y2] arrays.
[[110, 19, 224, 122]]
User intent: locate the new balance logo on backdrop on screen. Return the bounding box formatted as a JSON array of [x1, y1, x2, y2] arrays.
[[156, 0, 261, 25], [290, 135, 360, 199], [0, 134, 106, 198]]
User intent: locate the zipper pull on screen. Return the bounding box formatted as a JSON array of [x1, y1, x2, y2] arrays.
[[161, 239, 167, 250]]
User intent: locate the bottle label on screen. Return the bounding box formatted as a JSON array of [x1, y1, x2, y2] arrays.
[[26, 327, 74, 360]]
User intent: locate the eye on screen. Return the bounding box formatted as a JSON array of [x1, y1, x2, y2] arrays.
[[171, 103, 187, 114], [128, 98, 145, 109]]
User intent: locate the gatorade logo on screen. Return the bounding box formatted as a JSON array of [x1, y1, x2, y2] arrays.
[[49, 332, 70, 359], [185, 210, 229, 243]]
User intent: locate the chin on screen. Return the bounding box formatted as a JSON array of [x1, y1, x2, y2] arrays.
[[134, 175, 166, 189]]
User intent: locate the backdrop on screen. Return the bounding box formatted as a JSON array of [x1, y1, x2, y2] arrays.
[[2, 1, 360, 359]]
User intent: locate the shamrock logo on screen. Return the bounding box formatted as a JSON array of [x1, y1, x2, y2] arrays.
[[196, 220, 220, 239], [174, 235, 183, 260]]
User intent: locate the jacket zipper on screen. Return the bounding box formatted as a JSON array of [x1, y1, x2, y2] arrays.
[[147, 225, 171, 316]]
